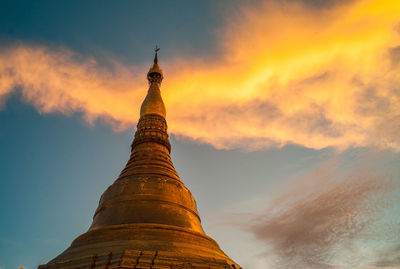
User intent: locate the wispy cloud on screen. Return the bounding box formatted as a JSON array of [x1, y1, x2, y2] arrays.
[[235, 151, 400, 268], [1, 0, 400, 150]]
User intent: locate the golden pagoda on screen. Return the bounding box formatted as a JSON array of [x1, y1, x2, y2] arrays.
[[39, 49, 241, 269]]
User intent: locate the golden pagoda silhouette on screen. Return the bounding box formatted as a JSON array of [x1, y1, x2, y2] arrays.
[[39, 49, 241, 269]]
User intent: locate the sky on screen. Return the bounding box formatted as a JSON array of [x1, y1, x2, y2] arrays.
[[0, 0, 399, 268]]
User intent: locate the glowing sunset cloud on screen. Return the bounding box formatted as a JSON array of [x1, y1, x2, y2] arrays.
[[1, 0, 399, 150]]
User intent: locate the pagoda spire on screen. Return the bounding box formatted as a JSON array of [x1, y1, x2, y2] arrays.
[[140, 47, 166, 118], [39, 50, 241, 269]]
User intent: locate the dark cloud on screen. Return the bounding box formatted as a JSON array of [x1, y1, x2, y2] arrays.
[[251, 180, 381, 268], [241, 154, 400, 268]]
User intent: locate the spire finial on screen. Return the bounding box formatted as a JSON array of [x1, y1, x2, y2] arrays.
[[147, 46, 163, 83], [154, 46, 160, 64]]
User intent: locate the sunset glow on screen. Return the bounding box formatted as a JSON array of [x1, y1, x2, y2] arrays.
[[0, 0, 399, 150]]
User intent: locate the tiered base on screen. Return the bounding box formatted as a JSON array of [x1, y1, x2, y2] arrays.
[[38, 223, 241, 269], [38, 249, 239, 269]]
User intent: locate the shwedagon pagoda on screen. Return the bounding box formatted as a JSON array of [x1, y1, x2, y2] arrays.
[[38, 50, 241, 269]]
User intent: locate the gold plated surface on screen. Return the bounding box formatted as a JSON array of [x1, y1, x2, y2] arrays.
[[140, 84, 166, 118], [38, 50, 241, 269]]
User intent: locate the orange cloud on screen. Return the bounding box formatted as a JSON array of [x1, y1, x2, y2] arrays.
[[1, 0, 400, 150]]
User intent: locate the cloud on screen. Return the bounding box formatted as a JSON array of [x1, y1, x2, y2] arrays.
[[240, 151, 400, 268], [366, 245, 400, 268], [0, 45, 147, 130], [1, 0, 400, 150]]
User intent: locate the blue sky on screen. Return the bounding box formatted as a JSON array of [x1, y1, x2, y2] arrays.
[[1, 1, 400, 268]]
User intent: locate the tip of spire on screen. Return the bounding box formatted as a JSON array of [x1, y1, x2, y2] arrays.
[[148, 46, 163, 83], [154, 46, 160, 64]]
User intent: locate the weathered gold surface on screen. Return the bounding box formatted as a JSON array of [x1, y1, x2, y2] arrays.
[[38, 52, 241, 269]]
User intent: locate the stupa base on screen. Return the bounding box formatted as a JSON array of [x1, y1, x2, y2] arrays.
[[38, 224, 241, 269]]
